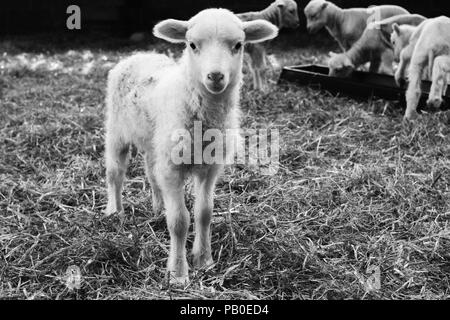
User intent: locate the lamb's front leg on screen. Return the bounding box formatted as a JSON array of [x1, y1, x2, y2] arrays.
[[192, 165, 222, 268], [157, 168, 190, 284], [427, 55, 450, 109], [379, 51, 395, 75], [396, 47, 413, 87], [105, 134, 130, 216], [405, 67, 423, 120], [250, 67, 263, 91], [405, 50, 430, 120], [395, 57, 408, 88], [144, 153, 163, 215], [369, 57, 382, 74], [250, 47, 267, 92]]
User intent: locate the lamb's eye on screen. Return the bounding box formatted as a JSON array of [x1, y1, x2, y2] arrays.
[[189, 42, 197, 50], [234, 42, 243, 51]]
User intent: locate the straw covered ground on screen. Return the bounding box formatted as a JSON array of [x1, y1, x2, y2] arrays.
[[0, 33, 449, 299]]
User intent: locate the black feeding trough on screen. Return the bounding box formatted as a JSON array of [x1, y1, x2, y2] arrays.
[[278, 64, 450, 113]]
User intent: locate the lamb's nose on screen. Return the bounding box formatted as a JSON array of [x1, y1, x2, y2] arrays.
[[207, 72, 224, 82]]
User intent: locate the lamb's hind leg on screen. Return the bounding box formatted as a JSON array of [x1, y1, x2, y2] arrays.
[[144, 153, 163, 215], [192, 164, 223, 268], [249, 46, 267, 92], [369, 57, 382, 74], [396, 46, 414, 88], [379, 51, 395, 75], [427, 55, 450, 109], [156, 167, 190, 284], [395, 54, 408, 88], [105, 133, 130, 216]]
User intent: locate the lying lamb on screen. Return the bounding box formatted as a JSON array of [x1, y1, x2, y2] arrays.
[[304, 0, 409, 52], [327, 14, 426, 77], [237, 0, 299, 91], [404, 16, 450, 119], [104, 9, 278, 284]]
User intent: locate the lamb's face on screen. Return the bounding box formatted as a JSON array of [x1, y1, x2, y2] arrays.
[[186, 14, 246, 94], [277, 0, 300, 29], [390, 24, 410, 61], [153, 9, 278, 95], [304, 0, 329, 34], [328, 53, 355, 77]]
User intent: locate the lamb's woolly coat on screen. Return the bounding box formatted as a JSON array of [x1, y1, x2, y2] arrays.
[[105, 52, 240, 169]]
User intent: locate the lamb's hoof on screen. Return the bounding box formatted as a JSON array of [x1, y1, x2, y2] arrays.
[[403, 112, 418, 122], [103, 206, 123, 217], [193, 255, 214, 269], [152, 203, 163, 216], [396, 78, 406, 89], [260, 87, 269, 94], [427, 97, 442, 109], [167, 273, 190, 287], [251, 85, 267, 93]]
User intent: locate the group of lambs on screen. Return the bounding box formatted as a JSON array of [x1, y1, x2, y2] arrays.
[[304, 0, 450, 120], [104, 1, 450, 284]]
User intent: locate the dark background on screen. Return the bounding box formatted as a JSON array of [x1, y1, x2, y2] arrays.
[[0, 0, 449, 36]]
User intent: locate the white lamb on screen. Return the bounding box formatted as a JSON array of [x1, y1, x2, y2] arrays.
[[391, 20, 450, 104], [327, 14, 426, 77], [390, 20, 429, 87], [236, 0, 299, 91], [104, 9, 278, 284], [304, 0, 409, 52], [404, 16, 450, 119]]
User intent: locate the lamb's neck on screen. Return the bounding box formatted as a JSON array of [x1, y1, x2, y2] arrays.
[[403, 28, 415, 46], [346, 39, 369, 67], [184, 76, 239, 129], [260, 3, 282, 28]]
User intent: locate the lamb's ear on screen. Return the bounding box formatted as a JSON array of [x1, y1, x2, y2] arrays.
[[275, 0, 285, 8], [243, 20, 278, 43], [320, 1, 329, 11], [392, 23, 400, 35], [153, 19, 188, 43], [329, 51, 337, 58]]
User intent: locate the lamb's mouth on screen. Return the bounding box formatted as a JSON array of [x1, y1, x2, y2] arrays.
[[205, 82, 227, 94], [307, 25, 319, 34]]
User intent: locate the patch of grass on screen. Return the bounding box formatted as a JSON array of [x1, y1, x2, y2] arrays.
[[0, 34, 449, 299]]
